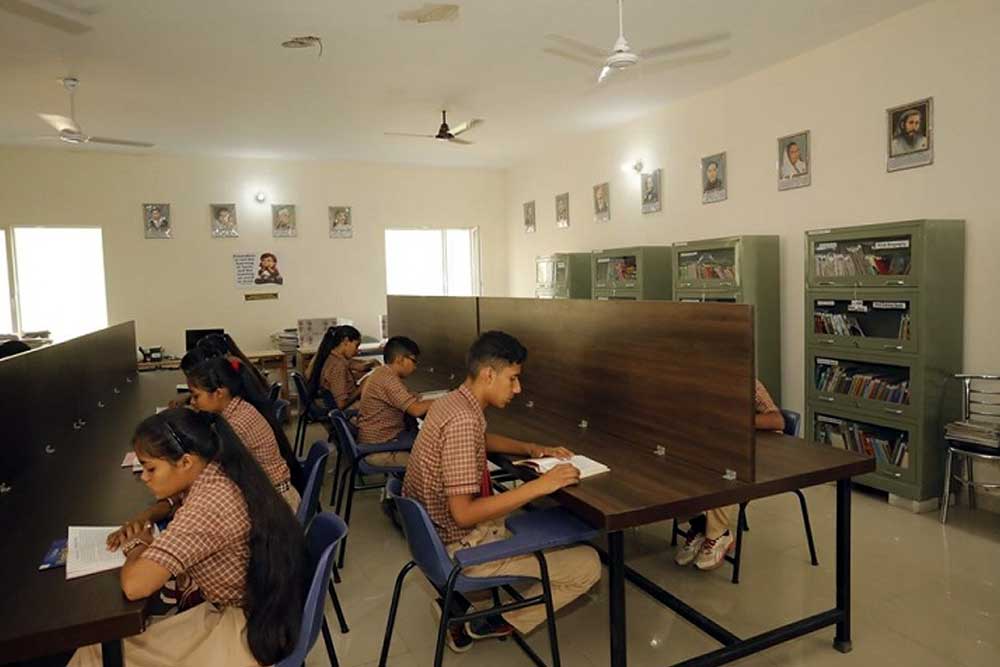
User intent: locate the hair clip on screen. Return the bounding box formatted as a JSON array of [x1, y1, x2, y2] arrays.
[[230, 358, 241, 372]]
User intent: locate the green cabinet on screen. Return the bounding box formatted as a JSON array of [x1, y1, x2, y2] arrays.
[[591, 246, 672, 301], [535, 253, 591, 299], [672, 236, 781, 403], [804, 220, 964, 504]]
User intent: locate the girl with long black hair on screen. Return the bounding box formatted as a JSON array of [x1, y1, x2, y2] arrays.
[[76, 409, 305, 667], [186, 357, 305, 507], [305, 325, 378, 409]]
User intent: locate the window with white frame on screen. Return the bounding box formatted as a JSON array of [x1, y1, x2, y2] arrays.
[[384, 228, 480, 296], [0, 230, 12, 335]]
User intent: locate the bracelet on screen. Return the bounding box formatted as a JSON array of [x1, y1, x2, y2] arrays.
[[122, 537, 151, 556]]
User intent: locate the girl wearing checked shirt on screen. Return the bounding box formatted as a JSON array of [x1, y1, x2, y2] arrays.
[[75, 409, 306, 667]]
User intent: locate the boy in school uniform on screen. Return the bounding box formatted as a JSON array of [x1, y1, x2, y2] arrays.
[[356, 336, 436, 467], [403, 330, 601, 650], [675, 379, 785, 571]]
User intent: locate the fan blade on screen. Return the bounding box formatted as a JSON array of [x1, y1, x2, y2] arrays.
[[543, 48, 602, 68], [638, 32, 731, 60], [597, 65, 611, 84], [38, 113, 80, 134], [87, 136, 155, 148], [446, 137, 473, 145], [0, 0, 92, 34], [544, 34, 607, 59], [449, 119, 483, 136], [384, 132, 437, 139], [637, 48, 731, 74]]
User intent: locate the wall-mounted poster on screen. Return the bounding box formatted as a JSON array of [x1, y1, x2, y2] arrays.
[[701, 153, 727, 204], [255, 252, 284, 285], [641, 169, 661, 213], [211, 204, 239, 238], [272, 204, 297, 237], [523, 201, 536, 233], [887, 97, 933, 172], [234, 251, 284, 287], [143, 203, 171, 239], [593, 183, 610, 222], [329, 206, 352, 238], [555, 192, 570, 229], [778, 130, 811, 191]]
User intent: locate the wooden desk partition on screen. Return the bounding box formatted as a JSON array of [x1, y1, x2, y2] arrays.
[[387, 296, 479, 384], [478, 297, 757, 481], [0, 321, 137, 485]]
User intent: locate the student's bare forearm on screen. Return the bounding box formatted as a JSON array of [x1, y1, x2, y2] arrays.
[[485, 432, 534, 456], [406, 399, 434, 417], [448, 479, 548, 527]]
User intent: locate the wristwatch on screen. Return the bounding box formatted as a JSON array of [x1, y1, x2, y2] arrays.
[[122, 537, 151, 556]]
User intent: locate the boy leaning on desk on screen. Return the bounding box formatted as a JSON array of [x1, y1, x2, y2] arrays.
[[403, 330, 601, 653], [674, 379, 784, 571]]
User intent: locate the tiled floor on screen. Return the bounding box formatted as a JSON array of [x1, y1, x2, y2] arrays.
[[298, 425, 1000, 667]]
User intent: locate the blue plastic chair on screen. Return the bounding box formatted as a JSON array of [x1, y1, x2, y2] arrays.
[[378, 478, 598, 667], [292, 371, 335, 457], [329, 412, 411, 568], [276, 512, 348, 667], [268, 381, 282, 404], [274, 398, 290, 425], [670, 408, 818, 583]]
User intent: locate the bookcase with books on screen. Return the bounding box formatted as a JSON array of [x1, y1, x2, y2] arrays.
[[804, 219, 965, 508], [672, 235, 781, 403], [591, 246, 672, 301], [535, 253, 591, 299]]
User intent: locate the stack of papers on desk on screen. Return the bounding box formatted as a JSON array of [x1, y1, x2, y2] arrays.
[[514, 455, 610, 479], [66, 526, 126, 579]]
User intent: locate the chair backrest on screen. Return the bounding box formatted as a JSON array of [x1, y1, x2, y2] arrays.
[[330, 412, 361, 459], [268, 381, 282, 404], [385, 477, 455, 588], [277, 512, 348, 667], [957, 374, 1000, 425], [291, 370, 312, 405], [274, 398, 290, 424], [780, 409, 801, 437], [296, 441, 331, 526]]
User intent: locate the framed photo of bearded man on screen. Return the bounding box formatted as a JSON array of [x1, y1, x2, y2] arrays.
[[887, 97, 933, 172]]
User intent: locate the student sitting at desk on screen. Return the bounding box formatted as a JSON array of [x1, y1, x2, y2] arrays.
[[78, 409, 305, 667], [196, 332, 270, 398], [404, 330, 601, 650], [185, 356, 304, 510], [306, 324, 379, 410], [357, 335, 436, 467], [674, 379, 785, 571]]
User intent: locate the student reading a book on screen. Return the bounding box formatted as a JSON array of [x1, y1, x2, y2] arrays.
[[356, 335, 436, 467], [403, 331, 601, 651], [185, 356, 304, 510], [79, 409, 305, 667], [306, 325, 379, 410], [674, 379, 784, 571]]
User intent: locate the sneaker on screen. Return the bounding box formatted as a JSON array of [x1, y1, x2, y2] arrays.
[[465, 613, 516, 640], [430, 600, 473, 653], [674, 531, 706, 566], [694, 531, 735, 571]]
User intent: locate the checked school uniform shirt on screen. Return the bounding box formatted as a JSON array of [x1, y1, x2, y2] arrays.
[[221, 396, 291, 490], [357, 366, 419, 444], [319, 351, 356, 407]]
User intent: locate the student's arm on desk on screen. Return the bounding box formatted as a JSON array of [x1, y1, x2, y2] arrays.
[[405, 398, 435, 418], [755, 410, 785, 432], [116, 523, 172, 600], [107, 498, 177, 551], [486, 432, 574, 460], [447, 465, 580, 529]]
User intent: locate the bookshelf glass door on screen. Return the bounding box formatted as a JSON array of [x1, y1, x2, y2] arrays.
[[808, 226, 922, 287], [812, 410, 914, 482], [676, 245, 739, 290], [810, 291, 918, 354], [605, 254, 639, 289], [554, 260, 568, 286], [811, 351, 918, 420], [536, 258, 554, 288]]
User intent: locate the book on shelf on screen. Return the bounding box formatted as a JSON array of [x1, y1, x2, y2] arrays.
[[816, 417, 908, 467], [815, 363, 910, 404], [814, 312, 866, 337], [814, 244, 911, 278]]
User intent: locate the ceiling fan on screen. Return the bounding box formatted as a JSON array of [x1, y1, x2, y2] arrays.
[[37, 77, 154, 148], [544, 0, 731, 84], [385, 110, 483, 145]]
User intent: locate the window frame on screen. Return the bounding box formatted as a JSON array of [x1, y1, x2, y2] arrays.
[[384, 227, 482, 297]]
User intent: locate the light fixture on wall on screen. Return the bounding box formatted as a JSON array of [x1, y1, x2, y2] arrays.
[[255, 191, 267, 203], [620, 159, 643, 174]]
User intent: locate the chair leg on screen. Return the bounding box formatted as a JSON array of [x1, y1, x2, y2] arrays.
[[940, 448, 954, 524], [328, 580, 350, 633], [731, 504, 746, 584], [434, 573, 461, 667], [794, 490, 819, 566], [332, 562, 341, 584], [378, 561, 416, 667], [670, 519, 679, 546], [295, 414, 307, 458], [335, 464, 352, 516], [321, 617, 340, 667], [741, 510, 749, 532], [535, 551, 562, 667], [967, 455, 977, 509], [337, 463, 359, 569], [329, 442, 343, 507]]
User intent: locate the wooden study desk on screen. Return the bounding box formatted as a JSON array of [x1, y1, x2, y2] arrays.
[[0, 371, 182, 666]]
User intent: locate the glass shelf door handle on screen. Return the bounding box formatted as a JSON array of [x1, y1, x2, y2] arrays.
[[818, 395, 835, 402], [817, 281, 837, 286], [819, 338, 836, 344], [884, 279, 906, 286], [884, 407, 904, 415], [882, 344, 903, 351]]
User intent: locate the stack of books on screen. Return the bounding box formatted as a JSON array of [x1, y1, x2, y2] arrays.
[[945, 420, 1000, 449], [815, 245, 910, 277], [815, 362, 911, 404], [271, 328, 299, 353], [814, 312, 865, 337], [816, 416, 909, 467]]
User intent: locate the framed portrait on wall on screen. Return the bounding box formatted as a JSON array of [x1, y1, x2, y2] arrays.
[[210, 204, 239, 238], [778, 131, 811, 190], [887, 97, 933, 172], [701, 152, 727, 204], [143, 203, 171, 239], [641, 169, 661, 213], [555, 192, 570, 229], [593, 182, 610, 222], [329, 206, 352, 238], [523, 201, 536, 233], [271, 204, 297, 237]]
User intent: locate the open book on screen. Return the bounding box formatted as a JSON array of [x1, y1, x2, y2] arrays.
[[514, 455, 609, 479], [66, 526, 127, 580]]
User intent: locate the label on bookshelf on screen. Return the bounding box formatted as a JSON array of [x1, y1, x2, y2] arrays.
[[596, 258, 609, 264], [808, 229, 832, 236], [817, 415, 844, 424], [873, 301, 907, 309], [848, 300, 869, 312], [873, 239, 910, 250], [816, 300, 835, 306], [817, 357, 839, 366], [679, 251, 698, 257], [675, 241, 688, 247], [815, 242, 837, 250]]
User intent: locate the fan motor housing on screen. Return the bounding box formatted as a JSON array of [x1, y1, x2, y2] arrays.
[[606, 50, 639, 70]]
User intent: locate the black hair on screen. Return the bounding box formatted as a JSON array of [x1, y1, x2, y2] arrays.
[[180, 346, 214, 374], [307, 325, 361, 396], [186, 357, 305, 493], [195, 333, 270, 397], [195, 333, 230, 359], [707, 160, 719, 170], [133, 409, 305, 665], [466, 330, 527, 378], [383, 336, 419, 364], [260, 252, 277, 262]]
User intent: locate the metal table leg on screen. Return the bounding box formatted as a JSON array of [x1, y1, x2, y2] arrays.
[[101, 639, 123, 667], [608, 530, 626, 667], [833, 479, 852, 653]]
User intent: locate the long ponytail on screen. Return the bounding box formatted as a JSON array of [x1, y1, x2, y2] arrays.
[[307, 325, 361, 396], [133, 409, 306, 665]]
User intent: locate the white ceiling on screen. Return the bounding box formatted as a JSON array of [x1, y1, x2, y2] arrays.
[[0, 0, 929, 168]]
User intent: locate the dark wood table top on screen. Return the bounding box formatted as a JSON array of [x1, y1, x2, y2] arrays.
[[405, 371, 874, 531], [0, 371, 183, 663]]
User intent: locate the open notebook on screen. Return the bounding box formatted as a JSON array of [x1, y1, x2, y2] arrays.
[[514, 455, 610, 479], [66, 526, 126, 580]]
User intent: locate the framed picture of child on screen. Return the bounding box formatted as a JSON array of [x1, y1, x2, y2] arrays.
[[143, 203, 171, 239], [271, 205, 297, 237], [210, 204, 239, 238], [329, 206, 352, 238]]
